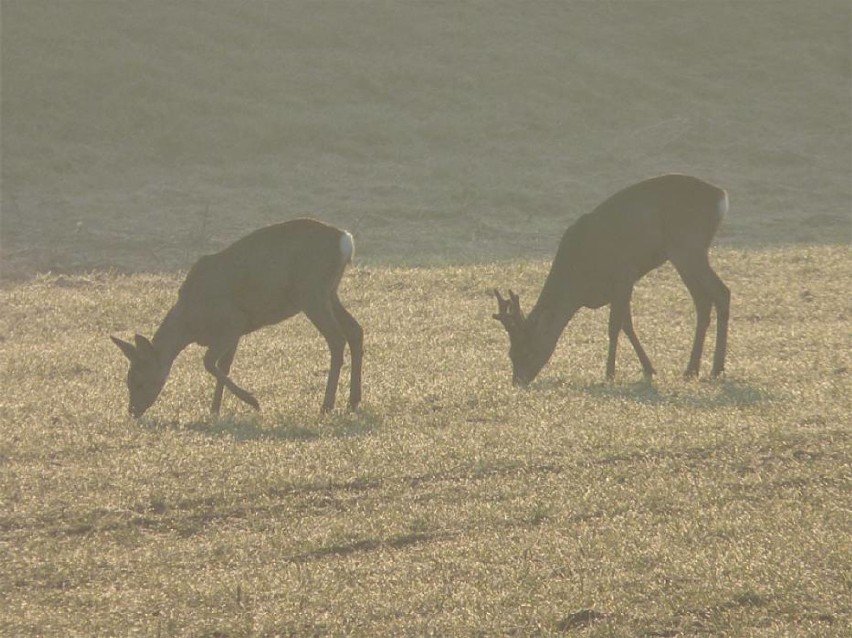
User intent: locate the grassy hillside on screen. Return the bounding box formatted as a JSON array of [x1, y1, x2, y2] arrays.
[[2, 1, 850, 277], [1, 247, 849, 635]]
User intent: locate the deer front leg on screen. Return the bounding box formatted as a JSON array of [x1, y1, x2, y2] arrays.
[[203, 340, 259, 411], [210, 346, 237, 415], [606, 295, 626, 381], [622, 300, 656, 378]]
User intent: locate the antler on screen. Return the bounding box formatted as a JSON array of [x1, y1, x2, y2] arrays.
[[492, 289, 525, 332]]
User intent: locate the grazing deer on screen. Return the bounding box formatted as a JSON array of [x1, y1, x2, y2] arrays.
[[493, 174, 730, 386], [111, 218, 363, 417]]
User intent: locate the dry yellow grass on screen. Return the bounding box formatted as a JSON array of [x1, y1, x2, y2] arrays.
[[1, 246, 850, 636]]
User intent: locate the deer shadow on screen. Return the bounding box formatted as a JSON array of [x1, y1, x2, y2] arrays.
[[149, 408, 380, 442], [579, 376, 771, 409]]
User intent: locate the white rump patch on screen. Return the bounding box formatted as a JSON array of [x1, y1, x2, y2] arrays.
[[718, 189, 729, 219], [340, 231, 355, 264]]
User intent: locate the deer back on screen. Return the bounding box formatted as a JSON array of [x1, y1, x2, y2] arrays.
[[543, 174, 725, 309], [176, 219, 352, 339]]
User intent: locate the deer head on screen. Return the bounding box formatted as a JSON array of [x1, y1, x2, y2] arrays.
[[492, 289, 550, 386], [111, 334, 169, 417]]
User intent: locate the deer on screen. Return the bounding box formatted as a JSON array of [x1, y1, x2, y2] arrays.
[[111, 218, 363, 417], [493, 174, 730, 386]]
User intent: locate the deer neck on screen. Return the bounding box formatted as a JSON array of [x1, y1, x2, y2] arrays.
[[526, 274, 581, 359], [151, 305, 192, 375]]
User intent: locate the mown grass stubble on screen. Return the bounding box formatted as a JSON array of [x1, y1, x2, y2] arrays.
[[1, 247, 849, 635]]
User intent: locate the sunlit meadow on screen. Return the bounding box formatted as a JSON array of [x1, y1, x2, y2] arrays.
[[1, 247, 849, 636]]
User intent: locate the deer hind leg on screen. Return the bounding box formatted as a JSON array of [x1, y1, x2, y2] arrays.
[[331, 293, 363, 410], [210, 346, 237, 415], [621, 293, 656, 378], [671, 253, 715, 378], [203, 338, 259, 411], [704, 268, 730, 377], [304, 299, 347, 413]]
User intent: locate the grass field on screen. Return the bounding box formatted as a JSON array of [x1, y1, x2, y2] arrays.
[[1, 247, 850, 635], [2, 1, 851, 636]]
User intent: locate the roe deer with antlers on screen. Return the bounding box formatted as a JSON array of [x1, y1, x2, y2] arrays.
[[111, 218, 363, 417], [493, 174, 730, 386]]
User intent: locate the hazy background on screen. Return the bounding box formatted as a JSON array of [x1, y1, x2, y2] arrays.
[[2, 1, 850, 278]]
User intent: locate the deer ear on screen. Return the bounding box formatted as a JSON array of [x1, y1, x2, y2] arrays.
[[111, 336, 137, 362], [133, 335, 157, 360]]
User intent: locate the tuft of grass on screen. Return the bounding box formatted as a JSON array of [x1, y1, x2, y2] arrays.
[[1, 246, 850, 635]]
